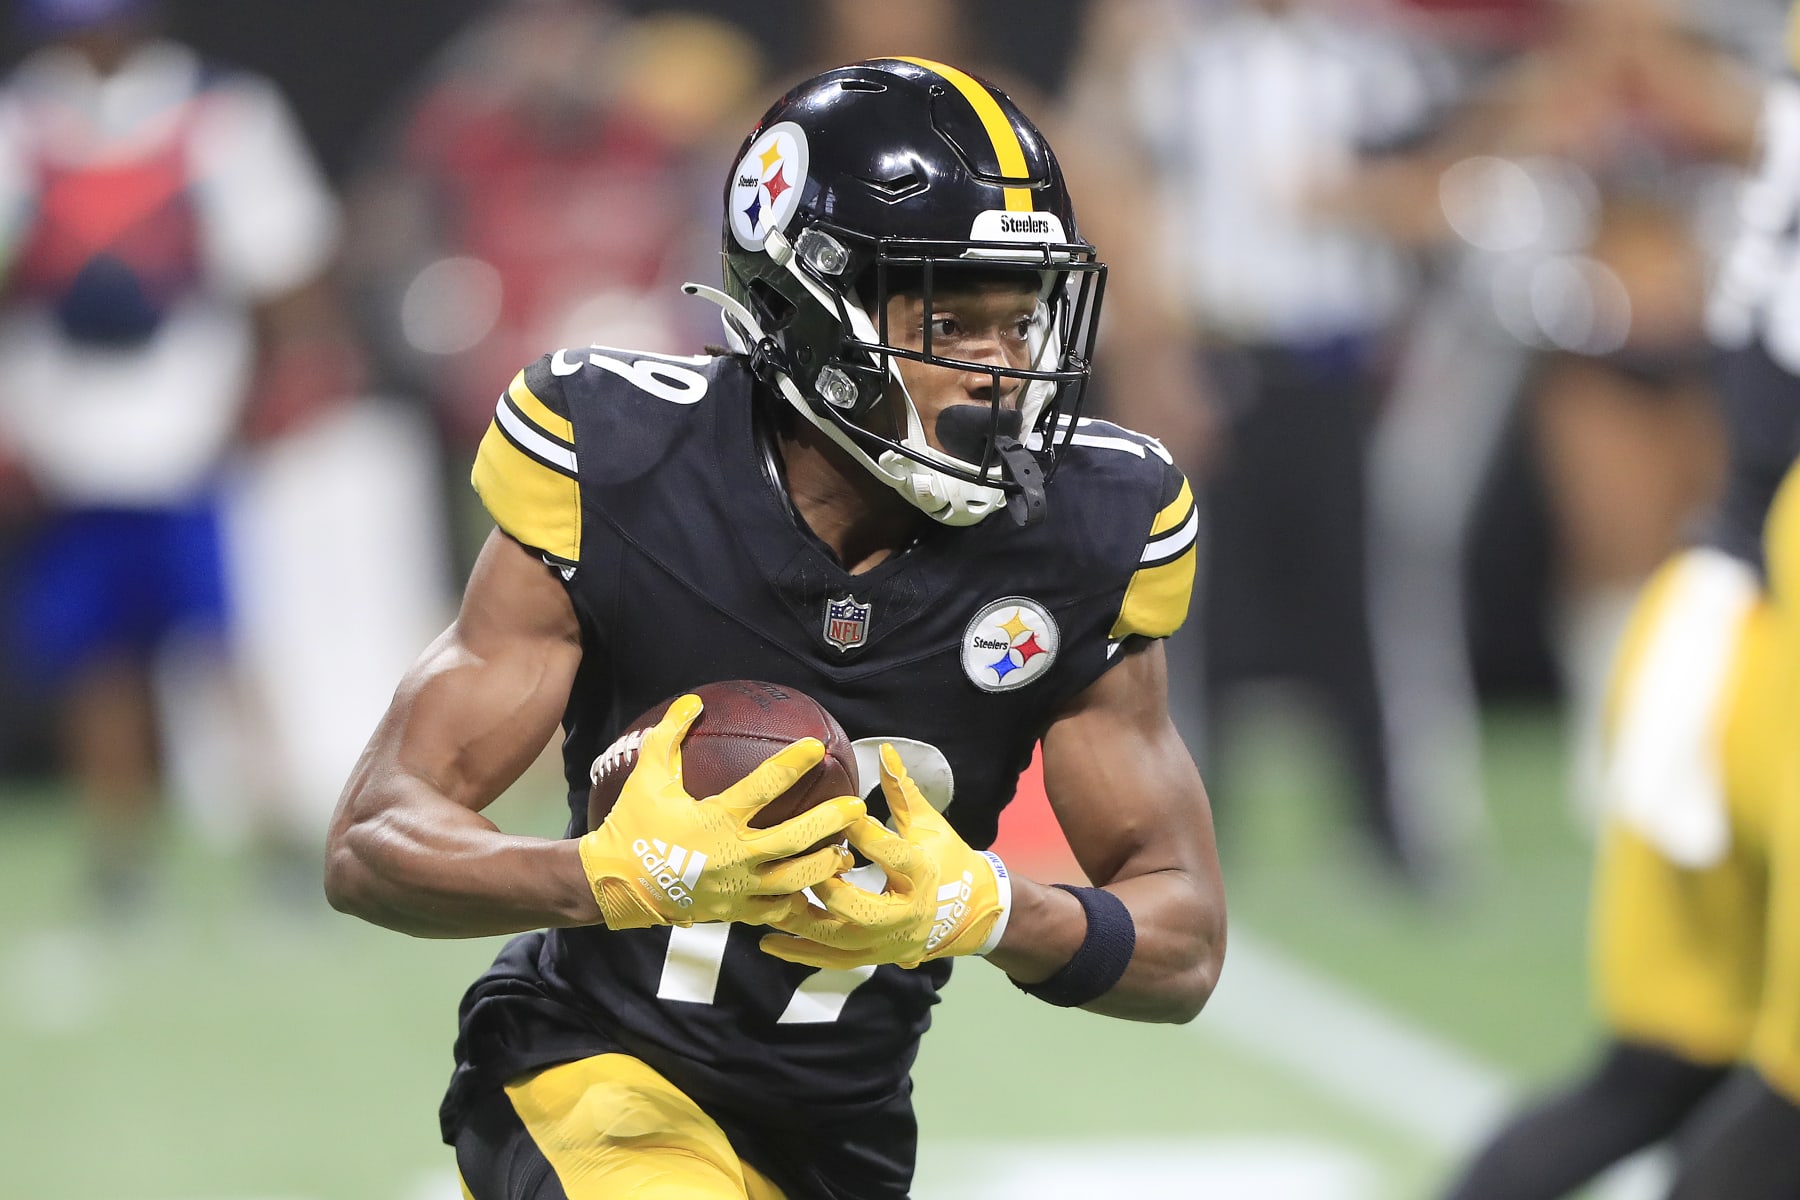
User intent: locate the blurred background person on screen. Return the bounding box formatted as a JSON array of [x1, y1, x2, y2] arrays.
[[1440, 6, 1800, 1193], [1479, 0, 1748, 834], [1071, 0, 1462, 888], [342, 0, 766, 572], [1349, 0, 1761, 868], [0, 0, 360, 910]]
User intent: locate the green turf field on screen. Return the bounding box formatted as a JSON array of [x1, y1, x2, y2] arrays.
[[0, 704, 1606, 1200]]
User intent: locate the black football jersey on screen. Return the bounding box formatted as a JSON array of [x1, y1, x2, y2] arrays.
[[1698, 29, 1800, 571], [1699, 340, 1800, 573], [1701, 23, 1800, 568], [439, 347, 1196, 1199]]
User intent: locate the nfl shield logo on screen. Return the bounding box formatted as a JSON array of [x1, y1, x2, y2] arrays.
[[823, 595, 872, 652]]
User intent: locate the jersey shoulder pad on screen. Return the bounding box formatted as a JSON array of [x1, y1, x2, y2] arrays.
[[552, 346, 743, 489], [470, 353, 581, 565], [1048, 417, 1196, 641], [550, 344, 733, 411], [471, 348, 742, 565], [1111, 448, 1196, 642]]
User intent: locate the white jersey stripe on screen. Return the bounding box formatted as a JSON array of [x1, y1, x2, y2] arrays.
[[496, 395, 578, 473], [1142, 507, 1200, 563]]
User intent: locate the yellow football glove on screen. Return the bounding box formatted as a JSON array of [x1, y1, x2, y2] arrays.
[[758, 743, 1011, 969], [576, 693, 864, 931]]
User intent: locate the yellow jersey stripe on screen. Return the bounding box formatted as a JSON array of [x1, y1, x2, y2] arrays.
[[509, 370, 575, 446], [893, 57, 1033, 212], [1789, 2, 1800, 73], [472, 421, 581, 564], [1768, 457, 1800, 607], [496, 394, 578, 475], [1150, 479, 1195, 537], [1110, 546, 1197, 641]]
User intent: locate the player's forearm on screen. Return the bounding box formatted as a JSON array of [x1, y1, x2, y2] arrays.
[[986, 868, 1224, 1023], [324, 784, 600, 938]]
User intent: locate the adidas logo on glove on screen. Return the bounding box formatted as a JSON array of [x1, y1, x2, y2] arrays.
[[925, 872, 975, 954], [633, 838, 708, 908]]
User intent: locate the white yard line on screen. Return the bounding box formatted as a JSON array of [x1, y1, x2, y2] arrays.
[[1205, 930, 1514, 1149], [1209, 929, 1667, 1198], [4, 927, 107, 1035], [915, 1137, 1376, 1200]]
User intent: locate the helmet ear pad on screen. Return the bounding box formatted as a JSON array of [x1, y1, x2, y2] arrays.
[[727, 235, 895, 429], [744, 278, 797, 336], [814, 352, 892, 428]]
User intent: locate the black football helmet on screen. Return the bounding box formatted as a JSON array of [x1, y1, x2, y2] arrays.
[[684, 57, 1106, 526]]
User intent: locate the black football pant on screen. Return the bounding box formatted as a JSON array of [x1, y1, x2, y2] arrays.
[[1666, 1069, 1800, 1199], [1440, 1039, 1726, 1199]]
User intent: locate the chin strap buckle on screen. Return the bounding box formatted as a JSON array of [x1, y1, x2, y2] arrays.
[[995, 436, 1046, 527], [747, 336, 790, 388]]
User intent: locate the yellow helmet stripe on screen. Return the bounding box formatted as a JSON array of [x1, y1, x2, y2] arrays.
[[893, 56, 1034, 212]]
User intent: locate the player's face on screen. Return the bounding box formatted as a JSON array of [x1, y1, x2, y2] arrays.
[[881, 281, 1041, 454]]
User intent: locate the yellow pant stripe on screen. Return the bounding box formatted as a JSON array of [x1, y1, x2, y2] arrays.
[[503, 1054, 787, 1200]]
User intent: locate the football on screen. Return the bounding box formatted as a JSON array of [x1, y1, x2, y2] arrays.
[[586, 679, 859, 832]]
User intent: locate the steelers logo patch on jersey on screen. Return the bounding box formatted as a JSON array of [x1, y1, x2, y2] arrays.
[[729, 121, 809, 252], [962, 597, 1059, 692]]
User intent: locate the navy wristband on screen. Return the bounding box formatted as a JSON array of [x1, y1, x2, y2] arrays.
[[1013, 884, 1136, 1008]]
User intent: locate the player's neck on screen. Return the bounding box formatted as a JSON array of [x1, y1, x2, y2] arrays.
[[773, 420, 924, 574]]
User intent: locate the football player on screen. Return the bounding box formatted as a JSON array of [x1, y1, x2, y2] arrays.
[[325, 59, 1225, 1200], [1441, 18, 1800, 1197]]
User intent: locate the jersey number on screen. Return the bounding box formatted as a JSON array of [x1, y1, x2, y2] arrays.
[[550, 346, 710, 404], [653, 737, 954, 1024]]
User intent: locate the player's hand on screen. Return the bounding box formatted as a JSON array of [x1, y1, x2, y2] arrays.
[[576, 694, 863, 930], [758, 743, 1010, 969]]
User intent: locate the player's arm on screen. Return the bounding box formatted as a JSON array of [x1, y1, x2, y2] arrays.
[[325, 529, 860, 939], [988, 638, 1224, 1022], [324, 529, 596, 938], [329, 356, 862, 939]]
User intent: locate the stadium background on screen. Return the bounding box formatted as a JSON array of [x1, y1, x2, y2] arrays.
[[0, 0, 1762, 1196]]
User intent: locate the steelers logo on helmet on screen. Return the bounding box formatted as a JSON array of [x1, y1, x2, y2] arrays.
[[962, 597, 1060, 692], [729, 121, 810, 252]]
